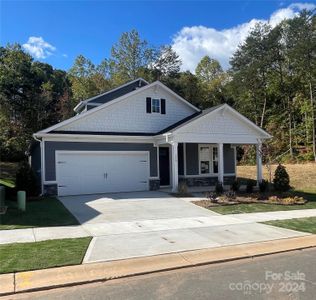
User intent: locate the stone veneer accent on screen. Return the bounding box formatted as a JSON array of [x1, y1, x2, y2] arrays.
[[43, 184, 58, 195], [149, 179, 160, 191], [180, 175, 235, 187]]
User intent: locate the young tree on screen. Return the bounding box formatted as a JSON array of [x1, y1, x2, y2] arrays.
[[151, 45, 181, 80], [110, 29, 155, 83], [195, 56, 223, 83]]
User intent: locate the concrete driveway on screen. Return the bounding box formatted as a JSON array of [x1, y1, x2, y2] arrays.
[[59, 191, 218, 224], [58, 191, 309, 264]]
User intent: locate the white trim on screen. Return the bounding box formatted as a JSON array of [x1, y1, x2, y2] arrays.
[[55, 150, 150, 196], [183, 142, 187, 176], [218, 143, 224, 184], [35, 133, 155, 143], [171, 142, 178, 192], [156, 145, 160, 179], [74, 78, 149, 112], [35, 80, 200, 135]]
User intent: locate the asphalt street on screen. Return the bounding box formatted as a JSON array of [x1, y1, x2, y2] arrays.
[[7, 248, 316, 300]]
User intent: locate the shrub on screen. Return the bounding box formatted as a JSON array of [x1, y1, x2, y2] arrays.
[[273, 164, 290, 192], [225, 191, 236, 201], [177, 181, 188, 195], [230, 179, 240, 192], [259, 180, 269, 193], [215, 181, 224, 194], [246, 179, 255, 193], [15, 161, 39, 198]]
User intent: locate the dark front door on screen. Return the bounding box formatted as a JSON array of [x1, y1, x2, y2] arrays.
[[159, 147, 170, 186]]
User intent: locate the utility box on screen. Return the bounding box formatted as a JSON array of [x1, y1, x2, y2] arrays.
[[17, 191, 26, 211]]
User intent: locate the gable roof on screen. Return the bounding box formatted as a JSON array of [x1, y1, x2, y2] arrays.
[[74, 78, 149, 113], [161, 103, 272, 139], [35, 80, 200, 135]]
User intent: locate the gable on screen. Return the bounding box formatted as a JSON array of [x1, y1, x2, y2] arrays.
[[171, 105, 271, 143], [57, 84, 197, 134]]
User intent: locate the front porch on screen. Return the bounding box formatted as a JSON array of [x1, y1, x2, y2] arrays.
[[156, 142, 263, 193]]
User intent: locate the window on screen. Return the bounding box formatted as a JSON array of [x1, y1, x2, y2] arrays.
[[199, 146, 211, 174], [152, 98, 160, 113], [199, 145, 218, 174]]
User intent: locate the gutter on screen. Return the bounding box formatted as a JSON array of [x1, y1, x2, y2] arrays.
[[33, 134, 44, 196]]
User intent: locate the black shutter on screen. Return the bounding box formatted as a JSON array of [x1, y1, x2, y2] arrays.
[[161, 99, 166, 114], [146, 97, 151, 113]]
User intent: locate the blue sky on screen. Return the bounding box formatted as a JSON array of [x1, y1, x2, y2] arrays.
[[1, 1, 315, 71]]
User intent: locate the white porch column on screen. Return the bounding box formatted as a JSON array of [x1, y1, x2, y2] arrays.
[[218, 143, 224, 184], [256, 142, 263, 184], [171, 142, 179, 192]]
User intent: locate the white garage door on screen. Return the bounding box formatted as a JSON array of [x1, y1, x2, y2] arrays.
[[56, 151, 150, 196]]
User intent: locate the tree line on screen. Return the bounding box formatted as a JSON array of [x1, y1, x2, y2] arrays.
[[0, 10, 315, 163]]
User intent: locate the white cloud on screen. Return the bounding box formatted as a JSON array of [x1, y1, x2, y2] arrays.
[[172, 2, 316, 71], [23, 36, 56, 59]]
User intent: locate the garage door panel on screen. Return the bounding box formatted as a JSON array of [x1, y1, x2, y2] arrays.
[[56, 152, 149, 196]]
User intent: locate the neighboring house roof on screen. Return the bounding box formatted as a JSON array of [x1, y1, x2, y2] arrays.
[[35, 80, 201, 136], [74, 78, 149, 113]]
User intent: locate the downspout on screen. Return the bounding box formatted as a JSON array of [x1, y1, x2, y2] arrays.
[[33, 134, 44, 196]]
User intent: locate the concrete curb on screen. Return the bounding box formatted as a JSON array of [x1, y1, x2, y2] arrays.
[[1, 235, 316, 296]]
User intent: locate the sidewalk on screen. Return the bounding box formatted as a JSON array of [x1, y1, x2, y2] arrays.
[[1, 209, 316, 245], [1, 235, 316, 296]]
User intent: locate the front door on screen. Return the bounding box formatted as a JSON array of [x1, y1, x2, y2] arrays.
[[159, 147, 170, 186]]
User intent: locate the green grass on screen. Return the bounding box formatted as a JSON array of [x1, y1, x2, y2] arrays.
[[264, 217, 316, 234], [207, 189, 316, 215], [209, 200, 316, 215], [0, 237, 92, 274], [0, 197, 79, 230]]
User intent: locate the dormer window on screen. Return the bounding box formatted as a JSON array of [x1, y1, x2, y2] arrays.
[[152, 99, 160, 113]]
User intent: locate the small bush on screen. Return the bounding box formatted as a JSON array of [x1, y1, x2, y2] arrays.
[[273, 164, 290, 192], [206, 192, 218, 202], [259, 180, 269, 193], [177, 181, 188, 195], [230, 179, 240, 192], [225, 191, 236, 201], [15, 161, 39, 198], [246, 179, 255, 193], [215, 181, 224, 194]]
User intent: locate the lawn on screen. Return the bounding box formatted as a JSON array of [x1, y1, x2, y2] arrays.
[[264, 217, 316, 234], [0, 237, 91, 274], [201, 163, 316, 214], [210, 201, 316, 215], [0, 197, 79, 230]]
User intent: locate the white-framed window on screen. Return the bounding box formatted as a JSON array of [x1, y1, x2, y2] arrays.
[[152, 98, 160, 113], [199, 144, 218, 174]]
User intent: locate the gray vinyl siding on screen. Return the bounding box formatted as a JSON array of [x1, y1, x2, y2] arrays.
[[185, 143, 235, 175], [186, 143, 199, 175], [223, 144, 235, 173], [44, 141, 157, 181]]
